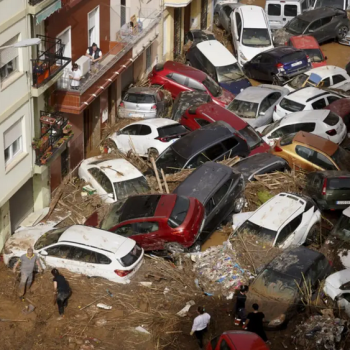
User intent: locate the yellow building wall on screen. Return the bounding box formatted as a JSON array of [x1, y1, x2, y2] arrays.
[[163, 7, 174, 61], [190, 0, 201, 29]]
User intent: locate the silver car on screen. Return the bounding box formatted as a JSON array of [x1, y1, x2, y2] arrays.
[[214, 1, 242, 33], [226, 84, 290, 128], [118, 87, 167, 119]]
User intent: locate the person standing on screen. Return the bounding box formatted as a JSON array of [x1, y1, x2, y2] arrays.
[[190, 306, 210, 349], [245, 303, 269, 343], [234, 285, 248, 325], [13, 248, 42, 297], [86, 43, 102, 64], [52, 268, 71, 320], [69, 63, 82, 90]]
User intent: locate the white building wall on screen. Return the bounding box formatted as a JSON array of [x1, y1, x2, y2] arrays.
[[0, 0, 26, 27]]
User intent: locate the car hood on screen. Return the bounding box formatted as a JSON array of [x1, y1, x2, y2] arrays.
[[273, 29, 293, 46], [219, 78, 251, 95], [324, 269, 350, 300], [240, 117, 261, 128], [216, 89, 235, 106], [241, 45, 274, 62]]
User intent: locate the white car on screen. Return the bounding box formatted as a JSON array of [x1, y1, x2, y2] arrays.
[[3, 225, 144, 284], [257, 110, 347, 146], [231, 5, 274, 67], [109, 119, 188, 158], [283, 66, 350, 92], [324, 269, 350, 317], [273, 87, 342, 121], [232, 192, 321, 249], [78, 156, 150, 203]]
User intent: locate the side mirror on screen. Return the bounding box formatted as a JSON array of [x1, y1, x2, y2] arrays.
[[259, 111, 265, 116], [40, 250, 48, 256], [108, 193, 114, 199]]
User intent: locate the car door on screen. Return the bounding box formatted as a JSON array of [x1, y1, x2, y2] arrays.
[[257, 54, 273, 81], [266, 92, 282, 121], [115, 124, 141, 153], [245, 54, 263, 79], [135, 124, 153, 156], [257, 97, 273, 126], [275, 213, 303, 248], [166, 73, 189, 97], [311, 97, 327, 110], [222, 6, 233, 32], [332, 74, 347, 88], [156, 90, 166, 116], [306, 19, 324, 42], [294, 145, 319, 171], [68, 246, 102, 277], [232, 12, 242, 54], [312, 150, 339, 170], [40, 244, 74, 270], [296, 202, 318, 244]]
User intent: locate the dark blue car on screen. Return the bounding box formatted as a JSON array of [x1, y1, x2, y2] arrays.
[[185, 40, 251, 95], [243, 46, 312, 85]]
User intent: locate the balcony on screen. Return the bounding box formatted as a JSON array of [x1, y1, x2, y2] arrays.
[[28, 0, 62, 16], [32, 111, 73, 166], [31, 35, 71, 97]]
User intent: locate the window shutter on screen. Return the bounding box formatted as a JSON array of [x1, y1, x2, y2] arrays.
[[4, 119, 22, 149], [0, 36, 19, 67]]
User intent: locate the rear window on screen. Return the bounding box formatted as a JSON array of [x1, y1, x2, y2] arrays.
[[168, 196, 190, 228], [281, 52, 305, 64], [323, 111, 340, 126], [280, 98, 305, 112], [124, 93, 155, 104], [304, 49, 324, 64], [239, 125, 262, 150], [328, 178, 350, 190], [268, 4, 281, 16], [284, 4, 297, 17], [119, 244, 142, 267], [331, 147, 350, 170], [156, 147, 188, 174], [158, 124, 188, 137], [114, 177, 150, 200]]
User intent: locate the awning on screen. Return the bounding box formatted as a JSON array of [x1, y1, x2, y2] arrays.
[[35, 0, 62, 25], [164, 0, 192, 7]]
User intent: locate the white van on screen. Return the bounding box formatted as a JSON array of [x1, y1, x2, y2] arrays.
[[231, 6, 274, 66], [265, 0, 312, 30]]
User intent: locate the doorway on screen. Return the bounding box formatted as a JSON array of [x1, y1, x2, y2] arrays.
[[88, 6, 100, 47], [201, 0, 208, 30], [174, 8, 182, 58]]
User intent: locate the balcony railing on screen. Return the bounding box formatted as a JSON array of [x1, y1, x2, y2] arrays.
[[32, 35, 71, 88], [57, 8, 161, 94], [32, 111, 73, 165], [29, 0, 45, 4]]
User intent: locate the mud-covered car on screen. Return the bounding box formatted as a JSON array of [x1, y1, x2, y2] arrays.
[[247, 246, 333, 328]]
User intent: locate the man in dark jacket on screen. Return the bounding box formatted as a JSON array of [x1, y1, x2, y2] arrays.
[[234, 285, 248, 325], [86, 43, 102, 64], [52, 268, 71, 320]]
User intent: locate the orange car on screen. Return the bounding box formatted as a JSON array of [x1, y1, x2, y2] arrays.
[[271, 131, 350, 172]]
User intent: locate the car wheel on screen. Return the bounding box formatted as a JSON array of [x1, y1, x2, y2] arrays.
[[337, 26, 348, 40], [188, 242, 201, 253], [214, 13, 220, 27], [8, 257, 19, 269], [148, 148, 159, 161], [233, 196, 245, 213], [305, 223, 322, 247], [165, 242, 185, 254]]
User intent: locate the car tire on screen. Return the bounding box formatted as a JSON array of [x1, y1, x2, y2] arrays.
[[214, 13, 220, 27], [305, 223, 322, 247], [337, 26, 348, 41], [188, 242, 202, 253], [8, 257, 19, 269], [233, 196, 245, 213], [165, 242, 185, 254], [148, 148, 159, 161]]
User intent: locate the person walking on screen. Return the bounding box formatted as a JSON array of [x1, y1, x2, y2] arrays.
[[190, 306, 210, 349], [13, 248, 42, 298], [245, 303, 269, 343], [234, 285, 248, 326], [69, 63, 82, 90], [52, 268, 71, 320]]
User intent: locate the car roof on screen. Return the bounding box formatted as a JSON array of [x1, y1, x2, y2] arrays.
[[239, 6, 267, 28], [193, 102, 247, 130], [299, 7, 340, 22], [223, 331, 269, 350], [172, 121, 236, 159], [249, 193, 305, 232], [58, 225, 135, 258], [281, 109, 330, 124], [127, 87, 158, 95], [293, 131, 338, 155], [164, 61, 207, 82], [196, 40, 237, 67], [173, 162, 239, 203], [235, 86, 279, 103], [82, 157, 143, 183], [290, 35, 319, 49], [325, 98, 350, 116], [286, 86, 328, 103], [265, 46, 299, 58], [125, 118, 179, 128], [305, 65, 347, 78]]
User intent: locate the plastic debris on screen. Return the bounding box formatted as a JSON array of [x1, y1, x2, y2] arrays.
[[163, 287, 170, 295], [95, 318, 107, 327], [176, 300, 195, 317], [135, 326, 150, 334], [96, 303, 112, 310], [139, 282, 153, 287]]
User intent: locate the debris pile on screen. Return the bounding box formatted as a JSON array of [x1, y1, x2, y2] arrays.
[[293, 314, 348, 350]]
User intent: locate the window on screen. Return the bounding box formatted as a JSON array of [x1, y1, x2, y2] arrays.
[[321, 77, 331, 87], [268, 4, 281, 16], [120, 244, 142, 267], [223, 6, 232, 16], [88, 7, 100, 47], [46, 245, 72, 259], [313, 151, 337, 170], [284, 5, 297, 17], [196, 118, 211, 127], [134, 221, 159, 234], [0, 36, 19, 84], [251, 55, 262, 64], [121, 0, 126, 26], [222, 137, 239, 151], [139, 125, 152, 135], [88, 168, 114, 194], [219, 339, 231, 350], [204, 142, 225, 160], [320, 17, 332, 26], [276, 214, 303, 245], [327, 96, 340, 104], [308, 19, 323, 33], [70, 247, 97, 263], [4, 119, 23, 166], [213, 180, 231, 205], [301, 0, 308, 10], [125, 93, 155, 103], [96, 252, 111, 264], [333, 74, 346, 85], [268, 92, 281, 105], [186, 153, 209, 169], [121, 125, 141, 135], [187, 78, 206, 91], [168, 73, 187, 86], [296, 145, 314, 161], [259, 98, 271, 114], [168, 196, 190, 228], [114, 224, 134, 237], [205, 198, 215, 215], [312, 98, 326, 110], [280, 98, 305, 112], [146, 45, 152, 72], [235, 13, 242, 40]]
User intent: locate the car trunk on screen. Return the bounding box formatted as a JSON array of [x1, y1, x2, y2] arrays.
[[325, 177, 350, 207], [280, 52, 309, 76], [124, 93, 156, 117]]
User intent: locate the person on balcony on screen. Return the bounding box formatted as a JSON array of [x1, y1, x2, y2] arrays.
[[69, 63, 82, 90], [86, 43, 102, 64]]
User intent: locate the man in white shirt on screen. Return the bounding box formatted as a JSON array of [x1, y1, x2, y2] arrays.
[[190, 306, 211, 349], [69, 63, 82, 90]]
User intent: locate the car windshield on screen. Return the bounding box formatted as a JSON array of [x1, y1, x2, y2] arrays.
[[251, 269, 298, 301], [261, 119, 283, 136], [331, 147, 350, 171], [288, 74, 309, 90], [242, 28, 271, 47], [280, 98, 305, 112], [217, 63, 244, 83], [239, 125, 262, 150], [333, 214, 350, 241], [304, 49, 324, 63], [156, 147, 188, 174], [168, 196, 190, 228], [124, 93, 155, 104], [314, 0, 343, 9], [114, 177, 150, 201], [202, 76, 222, 97], [158, 124, 188, 137], [286, 18, 309, 35], [227, 99, 258, 118], [34, 227, 69, 250], [119, 244, 142, 267], [236, 220, 277, 243], [100, 200, 126, 230]]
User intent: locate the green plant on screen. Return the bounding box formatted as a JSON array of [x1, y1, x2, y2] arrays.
[[257, 190, 273, 204]]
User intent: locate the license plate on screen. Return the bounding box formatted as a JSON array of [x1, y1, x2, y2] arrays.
[[336, 201, 350, 205], [129, 113, 143, 118], [291, 61, 302, 67]]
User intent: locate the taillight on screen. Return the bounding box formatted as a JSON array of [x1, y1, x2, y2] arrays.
[[276, 63, 284, 69], [156, 136, 169, 142], [274, 105, 277, 112], [306, 55, 311, 64], [151, 104, 157, 110], [114, 269, 133, 277], [326, 129, 337, 136], [322, 178, 327, 195], [119, 102, 125, 108], [274, 145, 283, 152]]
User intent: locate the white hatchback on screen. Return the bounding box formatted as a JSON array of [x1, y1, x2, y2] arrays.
[[3, 225, 144, 284], [257, 110, 347, 146], [109, 119, 188, 159]]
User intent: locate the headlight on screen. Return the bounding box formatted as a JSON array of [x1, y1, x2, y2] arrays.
[[268, 314, 286, 327], [3, 246, 13, 255], [239, 51, 247, 61]]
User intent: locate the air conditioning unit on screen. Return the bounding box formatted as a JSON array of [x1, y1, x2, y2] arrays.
[[75, 55, 90, 76]]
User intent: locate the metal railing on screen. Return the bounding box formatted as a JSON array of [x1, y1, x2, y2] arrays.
[[57, 8, 161, 94], [28, 0, 46, 5], [32, 35, 71, 88]]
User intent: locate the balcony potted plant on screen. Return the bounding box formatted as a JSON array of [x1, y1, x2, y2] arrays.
[[53, 137, 65, 149], [40, 115, 56, 125], [32, 135, 49, 153], [40, 151, 53, 165], [63, 122, 72, 134]]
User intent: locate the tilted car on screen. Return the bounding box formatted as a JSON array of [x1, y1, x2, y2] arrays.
[[109, 119, 188, 159], [78, 156, 150, 203], [3, 225, 144, 283], [214, 1, 242, 33], [173, 162, 245, 242], [233, 192, 321, 249], [184, 29, 215, 46], [325, 98, 350, 130]]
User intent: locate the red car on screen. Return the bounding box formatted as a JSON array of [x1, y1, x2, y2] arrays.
[[180, 102, 270, 155], [148, 61, 235, 107], [287, 36, 327, 68], [85, 194, 205, 252], [206, 331, 269, 350], [325, 98, 350, 130]]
